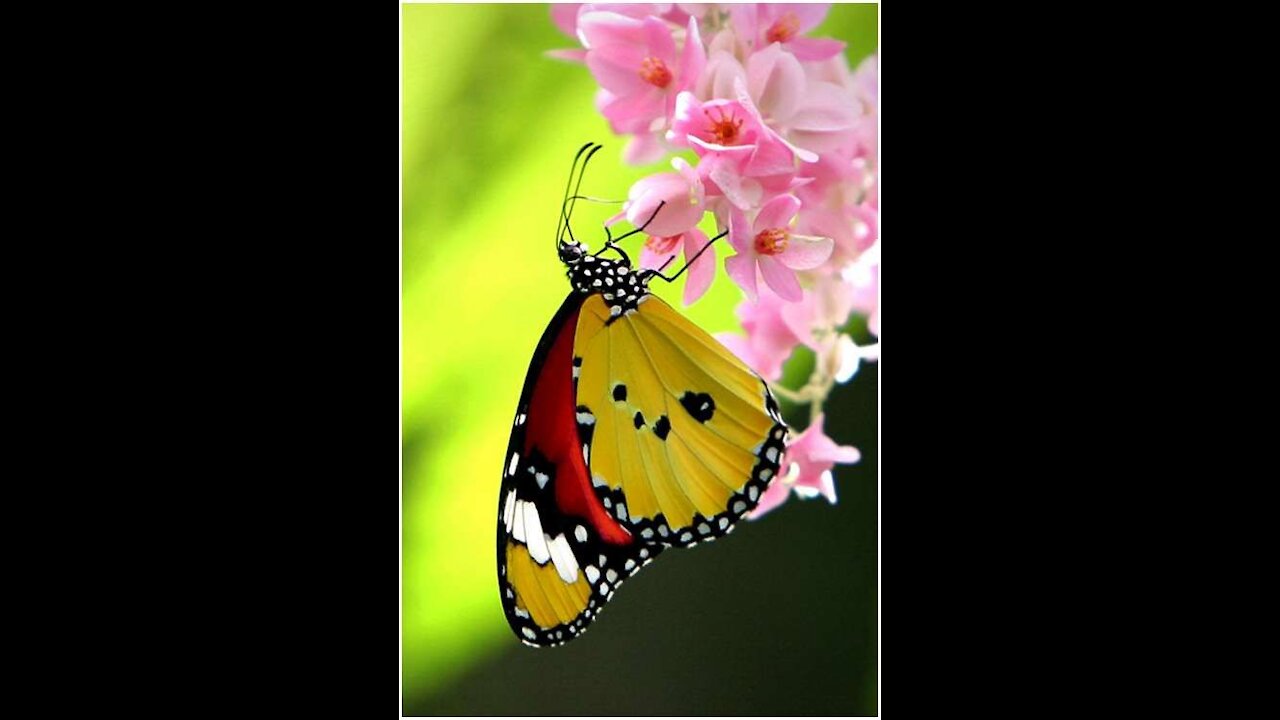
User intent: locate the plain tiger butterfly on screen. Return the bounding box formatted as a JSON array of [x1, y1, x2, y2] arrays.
[[497, 143, 788, 647]]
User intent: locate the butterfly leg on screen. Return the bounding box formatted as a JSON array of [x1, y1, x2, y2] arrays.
[[590, 200, 667, 266], [640, 229, 728, 283], [602, 200, 667, 247], [597, 225, 633, 265]]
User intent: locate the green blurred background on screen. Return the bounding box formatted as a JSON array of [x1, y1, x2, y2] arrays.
[[403, 3, 878, 715]]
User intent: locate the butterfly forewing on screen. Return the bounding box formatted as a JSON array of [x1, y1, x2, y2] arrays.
[[573, 294, 787, 546]]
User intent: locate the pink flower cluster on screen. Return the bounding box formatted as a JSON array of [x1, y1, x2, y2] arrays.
[[551, 4, 877, 518]]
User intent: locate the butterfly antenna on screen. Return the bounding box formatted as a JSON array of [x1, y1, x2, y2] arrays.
[[556, 144, 593, 242], [559, 143, 603, 249]]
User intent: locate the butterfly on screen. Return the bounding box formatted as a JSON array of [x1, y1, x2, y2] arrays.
[[497, 143, 788, 647]]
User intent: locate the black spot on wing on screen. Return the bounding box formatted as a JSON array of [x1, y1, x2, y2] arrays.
[[680, 391, 715, 423], [652, 415, 671, 440], [612, 383, 627, 402], [633, 411, 645, 429]]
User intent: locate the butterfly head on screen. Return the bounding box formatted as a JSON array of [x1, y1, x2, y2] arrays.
[[558, 238, 589, 266]]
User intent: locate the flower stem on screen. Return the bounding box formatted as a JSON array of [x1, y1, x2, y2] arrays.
[[769, 384, 808, 404], [771, 367, 837, 424]]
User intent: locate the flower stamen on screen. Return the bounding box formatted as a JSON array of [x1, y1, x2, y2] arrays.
[[646, 234, 681, 255], [703, 108, 744, 145], [753, 228, 790, 255], [639, 56, 673, 88], [765, 12, 801, 44]]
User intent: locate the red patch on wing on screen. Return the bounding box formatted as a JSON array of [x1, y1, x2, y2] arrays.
[[522, 305, 632, 546]]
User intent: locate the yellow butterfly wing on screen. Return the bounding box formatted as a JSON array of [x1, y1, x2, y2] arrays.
[[573, 294, 788, 545]]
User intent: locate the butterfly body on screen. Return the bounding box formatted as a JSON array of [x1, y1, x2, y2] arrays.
[[497, 146, 787, 647]]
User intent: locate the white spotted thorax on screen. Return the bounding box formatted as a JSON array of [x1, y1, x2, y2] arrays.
[[560, 239, 651, 320]]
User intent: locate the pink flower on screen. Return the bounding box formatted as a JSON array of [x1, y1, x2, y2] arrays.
[[671, 81, 817, 167], [749, 413, 860, 519], [844, 239, 879, 337], [715, 286, 801, 382], [730, 4, 845, 61], [853, 54, 877, 115], [639, 227, 716, 305], [580, 13, 706, 135], [818, 332, 878, 384], [851, 54, 878, 161], [622, 131, 668, 165], [623, 156, 707, 237], [793, 153, 877, 267], [724, 194, 833, 302], [778, 272, 856, 350], [746, 42, 807, 126], [695, 50, 748, 101], [546, 5, 589, 62]]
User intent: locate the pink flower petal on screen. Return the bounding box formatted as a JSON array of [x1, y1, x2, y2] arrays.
[[627, 200, 703, 238], [698, 51, 747, 101], [666, 91, 701, 146], [625, 169, 705, 237], [816, 471, 838, 503], [777, 274, 855, 351], [587, 53, 649, 97], [788, 81, 859, 132], [724, 252, 758, 302], [786, 36, 845, 62], [775, 233, 833, 271], [728, 5, 760, 49], [727, 206, 753, 253], [624, 132, 667, 165], [689, 134, 755, 158], [733, 77, 818, 163], [747, 42, 805, 124], [783, 3, 834, 32], [673, 156, 699, 186], [677, 16, 706, 90], [629, 172, 686, 200], [849, 204, 878, 254], [681, 229, 715, 304], [545, 48, 588, 63], [706, 157, 763, 210], [578, 11, 648, 52], [789, 3, 833, 33], [758, 256, 802, 301], [813, 443, 861, 465], [550, 4, 583, 37], [601, 89, 667, 133], [779, 296, 817, 349], [665, 4, 704, 22], [743, 133, 797, 177], [747, 476, 792, 519], [640, 242, 678, 271], [643, 16, 679, 65], [854, 54, 878, 107], [755, 195, 801, 233]]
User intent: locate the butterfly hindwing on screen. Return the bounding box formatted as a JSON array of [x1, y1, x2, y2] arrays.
[[573, 294, 788, 547], [497, 293, 664, 646]]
